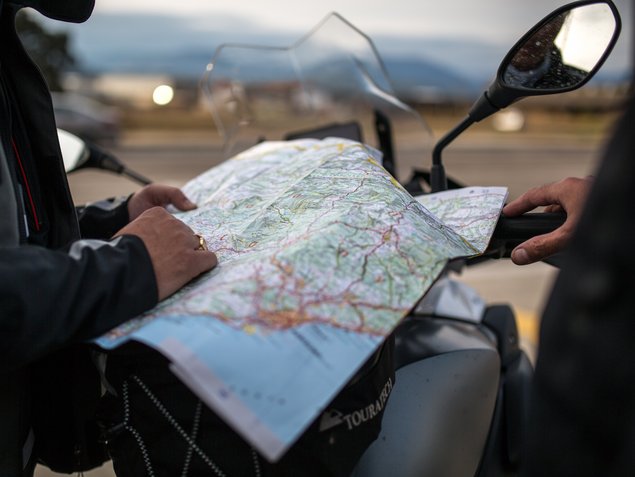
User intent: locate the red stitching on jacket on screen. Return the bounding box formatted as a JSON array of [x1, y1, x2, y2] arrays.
[[11, 137, 40, 232]]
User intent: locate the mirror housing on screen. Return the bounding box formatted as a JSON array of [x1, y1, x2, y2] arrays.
[[58, 128, 89, 173], [469, 0, 621, 120], [57, 128, 152, 185], [431, 0, 621, 192]]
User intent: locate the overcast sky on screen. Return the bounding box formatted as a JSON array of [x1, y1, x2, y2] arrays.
[[38, 0, 630, 84], [92, 0, 631, 42]]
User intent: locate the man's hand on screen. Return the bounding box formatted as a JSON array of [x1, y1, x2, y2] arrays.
[[115, 207, 217, 300], [502, 176, 592, 265], [128, 184, 197, 221]]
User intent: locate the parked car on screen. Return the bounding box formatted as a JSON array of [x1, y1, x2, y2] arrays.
[[52, 92, 121, 144]]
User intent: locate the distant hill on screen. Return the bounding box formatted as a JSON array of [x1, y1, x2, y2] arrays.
[[54, 13, 488, 101], [50, 12, 630, 102], [383, 58, 479, 102]]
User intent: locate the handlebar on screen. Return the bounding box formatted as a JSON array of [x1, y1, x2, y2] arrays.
[[493, 212, 566, 242], [472, 212, 567, 263]]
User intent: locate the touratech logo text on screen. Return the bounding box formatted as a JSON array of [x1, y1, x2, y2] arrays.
[[319, 378, 394, 432]]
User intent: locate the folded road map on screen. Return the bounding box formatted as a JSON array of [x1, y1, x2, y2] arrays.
[[96, 138, 507, 461]]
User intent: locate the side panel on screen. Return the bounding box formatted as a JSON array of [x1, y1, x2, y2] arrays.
[[352, 349, 500, 477]]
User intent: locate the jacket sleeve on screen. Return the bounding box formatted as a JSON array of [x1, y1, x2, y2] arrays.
[[76, 196, 131, 239], [0, 235, 158, 372]]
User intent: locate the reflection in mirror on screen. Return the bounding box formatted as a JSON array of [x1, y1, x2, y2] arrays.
[[58, 128, 88, 172], [503, 3, 616, 90]]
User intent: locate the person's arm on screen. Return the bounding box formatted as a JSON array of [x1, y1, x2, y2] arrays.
[[76, 196, 131, 239], [502, 176, 593, 265], [1, 201, 216, 372], [77, 184, 197, 239], [0, 235, 156, 372]]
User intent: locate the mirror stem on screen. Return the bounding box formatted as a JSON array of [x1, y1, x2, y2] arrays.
[[430, 92, 499, 193], [123, 168, 152, 186], [89, 144, 152, 185], [431, 115, 474, 192]]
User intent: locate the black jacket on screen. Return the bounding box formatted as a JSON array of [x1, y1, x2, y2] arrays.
[[523, 93, 635, 476], [0, 1, 158, 474]]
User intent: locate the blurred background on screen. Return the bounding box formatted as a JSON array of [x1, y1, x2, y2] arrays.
[[25, 1, 630, 475], [24, 0, 631, 147]]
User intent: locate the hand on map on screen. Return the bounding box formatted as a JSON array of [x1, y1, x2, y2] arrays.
[[116, 207, 217, 300], [128, 184, 197, 221], [503, 176, 593, 265]]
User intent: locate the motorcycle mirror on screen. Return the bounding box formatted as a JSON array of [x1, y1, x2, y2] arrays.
[[479, 0, 621, 114], [57, 128, 152, 185], [430, 0, 621, 192], [58, 128, 89, 173]]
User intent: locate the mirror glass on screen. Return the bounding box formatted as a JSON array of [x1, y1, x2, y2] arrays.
[[502, 3, 617, 90], [58, 128, 87, 172]]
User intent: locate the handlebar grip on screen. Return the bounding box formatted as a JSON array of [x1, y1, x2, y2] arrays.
[[494, 212, 566, 241]]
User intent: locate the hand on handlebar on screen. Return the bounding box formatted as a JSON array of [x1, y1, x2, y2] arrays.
[[128, 184, 197, 221], [502, 176, 592, 265]]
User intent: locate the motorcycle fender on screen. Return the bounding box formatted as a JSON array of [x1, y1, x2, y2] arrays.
[[352, 348, 500, 477]]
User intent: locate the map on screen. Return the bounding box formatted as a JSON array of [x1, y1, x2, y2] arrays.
[[415, 186, 508, 252], [96, 138, 507, 461]]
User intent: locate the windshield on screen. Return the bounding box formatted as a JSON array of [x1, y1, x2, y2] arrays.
[[201, 12, 432, 181]]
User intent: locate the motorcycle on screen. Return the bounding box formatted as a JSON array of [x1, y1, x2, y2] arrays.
[[61, 1, 621, 475]]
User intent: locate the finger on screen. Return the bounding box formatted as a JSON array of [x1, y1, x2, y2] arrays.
[[503, 182, 562, 217], [180, 250, 218, 285], [193, 251, 218, 273], [164, 188, 197, 211], [155, 250, 218, 301], [510, 229, 569, 265], [139, 185, 196, 209], [543, 204, 563, 213]]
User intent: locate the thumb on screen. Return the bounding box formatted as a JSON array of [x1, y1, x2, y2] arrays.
[[510, 231, 567, 265]]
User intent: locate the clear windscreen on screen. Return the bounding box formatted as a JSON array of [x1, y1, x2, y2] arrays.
[[201, 12, 433, 181]]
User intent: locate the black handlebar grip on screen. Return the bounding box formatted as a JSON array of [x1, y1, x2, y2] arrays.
[[494, 212, 566, 241]]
